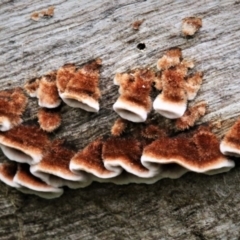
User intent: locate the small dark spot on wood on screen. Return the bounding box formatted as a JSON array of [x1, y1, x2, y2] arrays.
[[137, 43, 146, 50]]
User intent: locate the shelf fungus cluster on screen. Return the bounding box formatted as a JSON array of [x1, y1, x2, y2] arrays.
[[113, 48, 203, 122], [24, 59, 102, 132], [0, 43, 237, 198], [0, 120, 235, 199]]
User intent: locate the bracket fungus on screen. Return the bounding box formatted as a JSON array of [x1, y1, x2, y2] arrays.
[[30, 140, 90, 189], [24, 78, 40, 97], [38, 108, 61, 132], [141, 126, 234, 174], [113, 69, 154, 122], [102, 137, 158, 178], [0, 88, 28, 131], [0, 162, 21, 188], [14, 164, 63, 199], [0, 125, 50, 165], [56, 59, 102, 112], [220, 118, 240, 157], [157, 47, 182, 71], [111, 118, 128, 137], [182, 17, 202, 37], [153, 49, 203, 119], [70, 139, 119, 179], [175, 101, 207, 130], [37, 72, 61, 108]]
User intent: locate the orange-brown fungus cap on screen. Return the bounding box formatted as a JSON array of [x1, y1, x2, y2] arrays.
[[0, 125, 50, 164], [31, 6, 55, 21], [220, 118, 240, 156], [56, 59, 102, 112], [132, 19, 144, 30], [185, 72, 203, 100], [157, 48, 182, 70], [30, 139, 84, 181], [111, 118, 128, 136], [142, 126, 234, 173], [37, 72, 61, 108], [161, 68, 186, 102], [70, 138, 118, 178], [175, 101, 207, 131], [113, 69, 155, 122], [0, 162, 20, 188], [141, 125, 167, 140], [182, 17, 202, 36], [102, 137, 149, 176], [38, 108, 61, 132], [24, 78, 40, 97], [13, 163, 63, 199], [0, 88, 28, 131]]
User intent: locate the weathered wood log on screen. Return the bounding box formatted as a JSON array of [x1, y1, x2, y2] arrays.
[[0, 0, 240, 239]]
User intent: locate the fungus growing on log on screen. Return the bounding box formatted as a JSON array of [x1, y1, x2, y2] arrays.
[[70, 139, 120, 178], [175, 101, 207, 130], [111, 118, 128, 136], [30, 6, 55, 21], [182, 17, 202, 36], [153, 67, 187, 119], [24, 78, 40, 97], [0, 88, 28, 131], [185, 72, 203, 100], [102, 137, 157, 178], [0, 125, 50, 164], [154, 49, 202, 119], [56, 59, 102, 112], [0, 162, 20, 188], [157, 48, 182, 70], [220, 119, 240, 157], [113, 69, 154, 122], [38, 108, 61, 132], [141, 126, 234, 174], [132, 19, 144, 30], [37, 72, 61, 108], [30, 140, 90, 189], [13, 164, 63, 199]]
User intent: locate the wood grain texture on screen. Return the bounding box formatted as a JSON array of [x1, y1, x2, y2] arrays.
[[0, 0, 240, 239]]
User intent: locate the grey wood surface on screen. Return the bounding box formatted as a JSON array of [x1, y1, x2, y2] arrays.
[[0, 0, 240, 239]]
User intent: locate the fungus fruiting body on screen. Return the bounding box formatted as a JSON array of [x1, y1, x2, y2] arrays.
[[24, 78, 40, 97], [38, 108, 61, 132], [132, 19, 144, 30], [182, 17, 202, 36], [157, 48, 182, 70], [37, 73, 61, 108], [0, 88, 28, 131], [30, 6, 55, 21], [56, 59, 102, 112], [0, 125, 50, 165], [141, 127, 234, 174], [153, 49, 203, 119], [113, 69, 154, 122], [153, 67, 187, 119], [14, 164, 63, 199], [70, 139, 120, 178], [102, 137, 158, 178], [220, 119, 240, 157], [111, 118, 128, 136], [0, 162, 21, 188], [30, 140, 90, 188], [175, 101, 207, 130]]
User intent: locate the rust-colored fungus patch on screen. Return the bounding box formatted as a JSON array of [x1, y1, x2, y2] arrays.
[[56, 59, 102, 112], [38, 108, 61, 132], [182, 17, 202, 36]]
